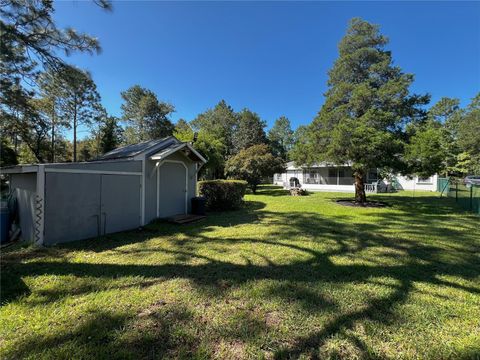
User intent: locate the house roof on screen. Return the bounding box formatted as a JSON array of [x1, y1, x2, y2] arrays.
[[0, 165, 39, 174], [95, 136, 179, 161], [285, 161, 353, 170], [149, 142, 207, 163]]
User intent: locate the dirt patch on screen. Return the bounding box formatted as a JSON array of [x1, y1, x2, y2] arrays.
[[137, 300, 167, 317], [265, 311, 282, 327], [336, 199, 388, 208], [214, 340, 247, 360]]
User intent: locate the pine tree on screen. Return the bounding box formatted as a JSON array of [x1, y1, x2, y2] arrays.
[[456, 93, 480, 174], [232, 109, 267, 153], [37, 70, 72, 162], [191, 100, 238, 156], [120, 85, 174, 142], [99, 116, 124, 154], [0, 0, 110, 161], [173, 119, 193, 140], [268, 116, 294, 160], [55, 65, 103, 162], [305, 18, 429, 202]]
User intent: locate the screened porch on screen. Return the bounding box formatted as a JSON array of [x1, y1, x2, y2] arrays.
[[302, 167, 379, 186]]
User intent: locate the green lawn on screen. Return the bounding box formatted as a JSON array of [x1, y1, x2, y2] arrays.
[[1, 187, 479, 359]]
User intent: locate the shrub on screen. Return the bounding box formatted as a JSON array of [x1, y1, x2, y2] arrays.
[[198, 180, 248, 211], [224, 144, 285, 194]]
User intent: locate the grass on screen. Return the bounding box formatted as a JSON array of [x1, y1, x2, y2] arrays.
[[1, 186, 479, 359]]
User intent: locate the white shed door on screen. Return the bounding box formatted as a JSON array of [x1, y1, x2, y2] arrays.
[[157, 161, 187, 218]]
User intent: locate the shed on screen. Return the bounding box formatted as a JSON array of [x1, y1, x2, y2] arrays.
[[1, 136, 206, 246]]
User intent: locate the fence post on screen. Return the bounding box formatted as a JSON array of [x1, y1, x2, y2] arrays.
[[456, 182, 458, 202]]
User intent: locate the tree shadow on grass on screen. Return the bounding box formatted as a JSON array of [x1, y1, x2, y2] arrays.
[[1, 193, 479, 358]]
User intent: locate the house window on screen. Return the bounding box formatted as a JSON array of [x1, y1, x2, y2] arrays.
[[338, 169, 345, 178], [328, 169, 337, 178], [417, 176, 432, 184], [276, 173, 282, 181], [368, 169, 378, 182]]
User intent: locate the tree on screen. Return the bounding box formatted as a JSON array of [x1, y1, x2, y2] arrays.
[[429, 97, 461, 125], [173, 119, 194, 141], [192, 131, 226, 180], [99, 116, 124, 154], [77, 138, 96, 162], [268, 116, 294, 160], [37, 69, 72, 162], [191, 100, 239, 177], [172, 121, 226, 180], [289, 125, 316, 166], [191, 100, 238, 155], [120, 85, 174, 143], [0, 138, 18, 167], [405, 94, 480, 178], [428, 97, 461, 174], [0, 0, 110, 161], [304, 18, 429, 203], [404, 120, 447, 178], [456, 93, 480, 174], [232, 109, 267, 153], [54, 65, 102, 162], [26, 97, 54, 162], [225, 144, 285, 194]]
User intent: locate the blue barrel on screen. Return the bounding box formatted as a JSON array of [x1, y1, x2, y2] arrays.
[[0, 202, 10, 244]]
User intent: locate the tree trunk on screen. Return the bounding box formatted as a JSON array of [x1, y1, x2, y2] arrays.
[[51, 106, 55, 163], [354, 171, 366, 203], [73, 110, 77, 162]]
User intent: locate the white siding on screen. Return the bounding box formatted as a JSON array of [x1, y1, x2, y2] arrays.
[[395, 174, 438, 191]]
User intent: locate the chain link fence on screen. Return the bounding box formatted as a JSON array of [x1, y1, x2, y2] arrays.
[[438, 177, 480, 215]]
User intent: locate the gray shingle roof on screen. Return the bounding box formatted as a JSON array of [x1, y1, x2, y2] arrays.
[[95, 136, 179, 161]]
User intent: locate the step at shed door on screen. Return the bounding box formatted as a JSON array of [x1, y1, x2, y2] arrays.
[[100, 174, 141, 235]]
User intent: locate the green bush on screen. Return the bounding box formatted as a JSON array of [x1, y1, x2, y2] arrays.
[[198, 180, 248, 211]]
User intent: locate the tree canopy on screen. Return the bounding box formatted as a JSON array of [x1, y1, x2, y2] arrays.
[[405, 94, 480, 177], [292, 18, 429, 202], [225, 144, 285, 193], [120, 85, 174, 143], [232, 109, 267, 154], [268, 116, 294, 160], [99, 116, 124, 154], [0, 0, 110, 163], [55, 65, 103, 162], [191, 100, 238, 156]]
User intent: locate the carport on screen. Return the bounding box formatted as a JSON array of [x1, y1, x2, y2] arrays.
[[2, 136, 206, 245]]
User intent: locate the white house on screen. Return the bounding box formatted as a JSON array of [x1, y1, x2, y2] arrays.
[[273, 162, 438, 193]]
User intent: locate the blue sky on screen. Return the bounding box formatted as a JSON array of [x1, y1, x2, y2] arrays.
[[54, 1, 480, 138]]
